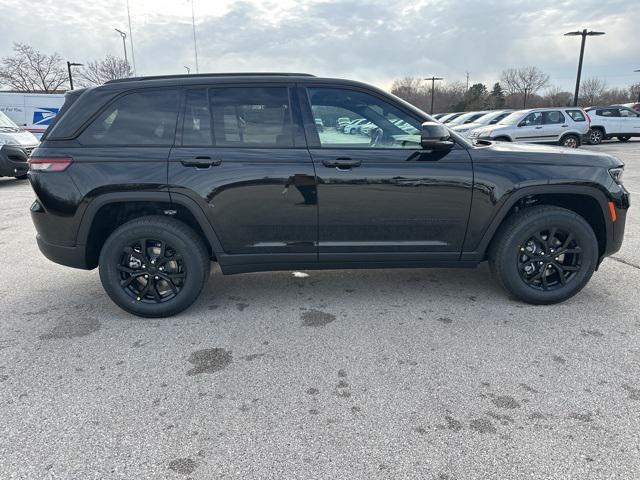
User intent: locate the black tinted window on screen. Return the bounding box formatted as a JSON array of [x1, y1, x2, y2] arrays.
[[595, 108, 619, 117], [520, 112, 542, 126], [80, 89, 178, 145], [210, 87, 292, 147], [543, 111, 565, 124], [182, 89, 212, 146], [566, 110, 586, 122]]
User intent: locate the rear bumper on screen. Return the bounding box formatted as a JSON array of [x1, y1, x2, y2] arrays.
[[0, 145, 29, 177], [36, 234, 91, 270]]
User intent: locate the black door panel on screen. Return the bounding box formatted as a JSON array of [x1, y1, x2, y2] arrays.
[[169, 147, 317, 256]]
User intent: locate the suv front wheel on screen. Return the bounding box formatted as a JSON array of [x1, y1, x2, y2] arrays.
[[489, 206, 598, 305], [99, 216, 210, 317]]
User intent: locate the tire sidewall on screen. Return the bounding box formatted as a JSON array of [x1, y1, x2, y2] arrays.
[[561, 135, 579, 148], [588, 129, 602, 145], [496, 212, 598, 304], [99, 222, 208, 317]]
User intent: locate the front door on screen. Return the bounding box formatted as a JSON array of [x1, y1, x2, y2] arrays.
[[301, 86, 473, 262], [618, 107, 640, 136], [514, 111, 547, 142], [169, 86, 317, 264]]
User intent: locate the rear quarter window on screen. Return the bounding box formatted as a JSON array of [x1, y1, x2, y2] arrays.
[[566, 110, 586, 122], [79, 89, 179, 146]]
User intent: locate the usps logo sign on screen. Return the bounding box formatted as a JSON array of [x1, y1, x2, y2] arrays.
[[33, 107, 60, 126]]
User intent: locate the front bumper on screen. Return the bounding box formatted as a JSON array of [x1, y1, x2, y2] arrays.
[[0, 144, 29, 177]]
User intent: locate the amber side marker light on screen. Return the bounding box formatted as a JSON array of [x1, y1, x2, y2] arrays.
[[608, 201, 617, 223]]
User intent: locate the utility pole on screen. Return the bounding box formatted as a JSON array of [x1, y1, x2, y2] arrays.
[[466, 71, 470, 90], [635, 70, 640, 102], [523, 87, 529, 108], [191, 0, 199, 73], [424, 76, 443, 114], [66, 61, 83, 90], [126, 0, 137, 75], [115, 28, 128, 66], [564, 29, 605, 106]]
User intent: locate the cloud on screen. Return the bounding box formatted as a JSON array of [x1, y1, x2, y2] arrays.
[[1, 0, 638, 90]]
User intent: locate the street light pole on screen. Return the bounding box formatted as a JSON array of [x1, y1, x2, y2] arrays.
[[66, 61, 83, 90], [564, 29, 605, 107], [115, 28, 128, 66], [424, 76, 443, 114], [635, 70, 640, 102], [184, 66, 191, 74]]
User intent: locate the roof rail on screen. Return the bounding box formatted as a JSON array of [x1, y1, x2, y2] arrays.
[[105, 72, 316, 84]]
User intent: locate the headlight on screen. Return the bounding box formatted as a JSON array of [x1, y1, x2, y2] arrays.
[[609, 167, 624, 184], [0, 138, 19, 146]]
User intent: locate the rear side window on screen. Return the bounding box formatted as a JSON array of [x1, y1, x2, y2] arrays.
[[595, 108, 619, 117], [566, 110, 585, 122], [79, 89, 178, 145], [210, 87, 293, 147], [182, 89, 212, 146], [543, 111, 565, 124]]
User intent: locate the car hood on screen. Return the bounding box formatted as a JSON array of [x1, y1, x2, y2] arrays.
[[472, 139, 623, 168], [452, 122, 482, 131]]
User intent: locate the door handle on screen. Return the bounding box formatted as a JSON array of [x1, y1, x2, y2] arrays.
[[561, 124, 568, 127], [180, 156, 222, 168], [322, 157, 361, 169], [535, 126, 543, 129]]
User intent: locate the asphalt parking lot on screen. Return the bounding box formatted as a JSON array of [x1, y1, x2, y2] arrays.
[[1, 140, 639, 480]]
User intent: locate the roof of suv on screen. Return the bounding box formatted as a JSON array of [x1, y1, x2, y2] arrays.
[[105, 72, 316, 85]]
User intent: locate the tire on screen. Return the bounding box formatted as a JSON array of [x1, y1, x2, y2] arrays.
[[617, 136, 630, 142], [99, 215, 210, 318], [560, 134, 580, 148], [587, 128, 603, 145], [489, 206, 598, 305], [15, 174, 28, 180]]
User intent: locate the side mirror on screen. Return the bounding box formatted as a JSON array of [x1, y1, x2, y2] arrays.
[[421, 122, 454, 150]]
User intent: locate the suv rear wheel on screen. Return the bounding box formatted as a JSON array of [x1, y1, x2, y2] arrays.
[[489, 206, 598, 305], [560, 134, 580, 148], [99, 216, 210, 317], [588, 128, 603, 145]]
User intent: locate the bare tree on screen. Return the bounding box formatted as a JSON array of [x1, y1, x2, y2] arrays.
[[579, 77, 607, 106], [544, 85, 573, 107], [629, 82, 640, 103], [500, 67, 550, 107], [0, 43, 68, 92], [76, 55, 132, 86]]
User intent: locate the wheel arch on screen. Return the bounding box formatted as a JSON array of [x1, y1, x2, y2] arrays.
[[78, 192, 224, 268], [465, 185, 612, 263]]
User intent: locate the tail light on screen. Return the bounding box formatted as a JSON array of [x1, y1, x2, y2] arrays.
[[585, 112, 592, 128], [28, 156, 73, 172]]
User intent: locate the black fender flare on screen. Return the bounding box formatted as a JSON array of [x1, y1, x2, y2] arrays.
[[462, 184, 612, 261], [76, 191, 225, 256]]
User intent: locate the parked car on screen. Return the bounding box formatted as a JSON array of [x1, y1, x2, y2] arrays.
[[0, 110, 39, 179], [343, 118, 368, 134], [451, 110, 513, 136], [469, 107, 590, 148], [585, 106, 640, 145], [620, 102, 640, 112], [439, 112, 464, 123], [447, 111, 491, 127], [336, 117, 351, 129], [0, 92, 65, 139], [314, 118, 324, 132], [29, 73, 629, 317]]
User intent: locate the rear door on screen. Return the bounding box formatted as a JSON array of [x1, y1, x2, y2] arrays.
[[541, 110, 566, 142], [300, 85, 473, 262], [169, 84, 318, 263]]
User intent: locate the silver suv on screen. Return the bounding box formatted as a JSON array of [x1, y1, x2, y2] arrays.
[[469, 107, 590, 148]]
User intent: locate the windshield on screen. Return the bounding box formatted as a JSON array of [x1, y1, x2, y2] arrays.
[[448, 112, 478, 126], [0, 111, 18, 128], [497, 110, 527, 125]]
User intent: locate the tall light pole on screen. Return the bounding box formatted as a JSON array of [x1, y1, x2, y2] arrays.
[[564, 29, 605, 106], [66, 61, 83, 90], [126, 0, 137, 75], [184, 66, 191, 74], [115, 28, 128, 66], [424, 76, 443, 114], [191, 0, 199, 73], [635, 70, 640, 102]]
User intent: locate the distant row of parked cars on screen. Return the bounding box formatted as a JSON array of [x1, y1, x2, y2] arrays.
[[336, 116, 417, 136], [434, 102, 640, 148]]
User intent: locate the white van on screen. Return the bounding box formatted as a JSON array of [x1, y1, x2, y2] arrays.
[[0, 92, 65, 139], [0, 111, 39, 179]]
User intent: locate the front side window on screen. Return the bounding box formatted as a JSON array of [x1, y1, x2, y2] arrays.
[[210, 87, 293, 147], [307, 87, 421, 148], [520, 112, 543, 126], [543, 111, 565, 125], [619, 108, 639, 118], [80, 89, 178, 145]]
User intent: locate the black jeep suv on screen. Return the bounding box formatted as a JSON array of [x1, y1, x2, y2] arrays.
[[28, 73, 630, 317]]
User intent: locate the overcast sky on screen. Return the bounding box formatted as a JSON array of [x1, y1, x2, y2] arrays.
[[2, 0, 638, 91]]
